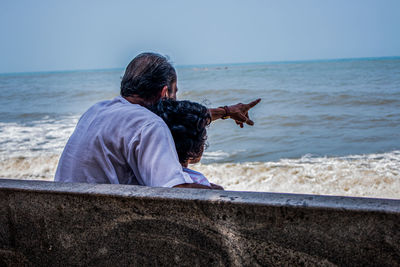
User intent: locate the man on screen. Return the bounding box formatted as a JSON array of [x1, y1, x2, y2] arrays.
[[55, 52, 260, 189]]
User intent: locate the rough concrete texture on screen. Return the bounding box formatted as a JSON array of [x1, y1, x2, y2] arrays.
[[0, 179, 399, 266]]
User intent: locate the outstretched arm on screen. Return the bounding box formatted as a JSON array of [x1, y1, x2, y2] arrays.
[[209, 98, 261, 128]]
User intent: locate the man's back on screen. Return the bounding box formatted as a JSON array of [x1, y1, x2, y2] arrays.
[[55, 96, 192, 187]]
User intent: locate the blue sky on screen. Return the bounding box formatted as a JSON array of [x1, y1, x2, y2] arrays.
[[0, 0, 399, 73]]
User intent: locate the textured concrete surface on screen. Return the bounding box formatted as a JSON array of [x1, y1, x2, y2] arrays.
[[0, 179, 399, 266]]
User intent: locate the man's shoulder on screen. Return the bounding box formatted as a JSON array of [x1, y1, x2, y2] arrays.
[[88, 96, 131, 112], [85, 96, 159, 119], [86, 96, 166, 131]]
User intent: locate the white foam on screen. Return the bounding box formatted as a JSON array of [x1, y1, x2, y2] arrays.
[[0, 154, 58, 180], [1, 151, 399, 199], [202, 150, 231, 160], [202, 149, 246, 161], [190, 151, 400, 199], [0, 116, 78, 160]]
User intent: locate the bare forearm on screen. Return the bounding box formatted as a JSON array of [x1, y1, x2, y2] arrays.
[[208, 99, 261, 126], [208, 107, 226, 121]]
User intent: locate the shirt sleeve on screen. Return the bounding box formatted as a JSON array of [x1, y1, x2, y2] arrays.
[[127, 120, 193, 187]]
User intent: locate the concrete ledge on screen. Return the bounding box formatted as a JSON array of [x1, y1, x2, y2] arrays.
[[1, 178, 399, 266]]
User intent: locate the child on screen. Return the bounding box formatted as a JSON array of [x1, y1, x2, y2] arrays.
[[150, 99, 212, 187]]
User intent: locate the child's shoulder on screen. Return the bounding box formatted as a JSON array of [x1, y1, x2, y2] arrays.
[[182, 167, 211, 187], [182, 167, 203, 175]]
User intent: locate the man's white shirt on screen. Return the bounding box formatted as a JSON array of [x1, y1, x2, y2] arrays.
[[55, 96, 193, 187]]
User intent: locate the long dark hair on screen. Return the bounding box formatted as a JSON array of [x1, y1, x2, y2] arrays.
[[150, 99, 211, 164]]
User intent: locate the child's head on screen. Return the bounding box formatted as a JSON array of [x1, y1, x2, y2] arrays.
[[150, 99, 211, 166]]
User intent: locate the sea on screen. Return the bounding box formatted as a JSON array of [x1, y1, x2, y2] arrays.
[[1, 57, 399, 199]]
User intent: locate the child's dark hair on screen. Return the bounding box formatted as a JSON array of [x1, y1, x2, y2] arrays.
[[150, 99, 211, 164]]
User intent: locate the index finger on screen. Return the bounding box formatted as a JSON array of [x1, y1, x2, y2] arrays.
[[246, 98, 261, 109]]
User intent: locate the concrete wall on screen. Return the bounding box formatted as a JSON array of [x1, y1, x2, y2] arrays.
[[0, 179, 399, 266]]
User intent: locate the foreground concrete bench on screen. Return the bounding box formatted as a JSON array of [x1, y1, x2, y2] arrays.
[[0, 179, 399, 266]]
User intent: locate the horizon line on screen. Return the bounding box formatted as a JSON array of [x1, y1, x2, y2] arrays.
[[1, 55, 399, 76]]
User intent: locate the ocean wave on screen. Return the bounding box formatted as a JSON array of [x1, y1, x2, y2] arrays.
[[202, 150, 231, 160], [190, 151, 400, 199], [0, 116, 78, 159], [0, 154, 59, 180], [1, 151, 399, 199]]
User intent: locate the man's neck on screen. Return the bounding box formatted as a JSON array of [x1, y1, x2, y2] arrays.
[[123, 95, 154, 107]]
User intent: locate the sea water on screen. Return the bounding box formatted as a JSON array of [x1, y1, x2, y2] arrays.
[[0, 57, 399, 198]]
